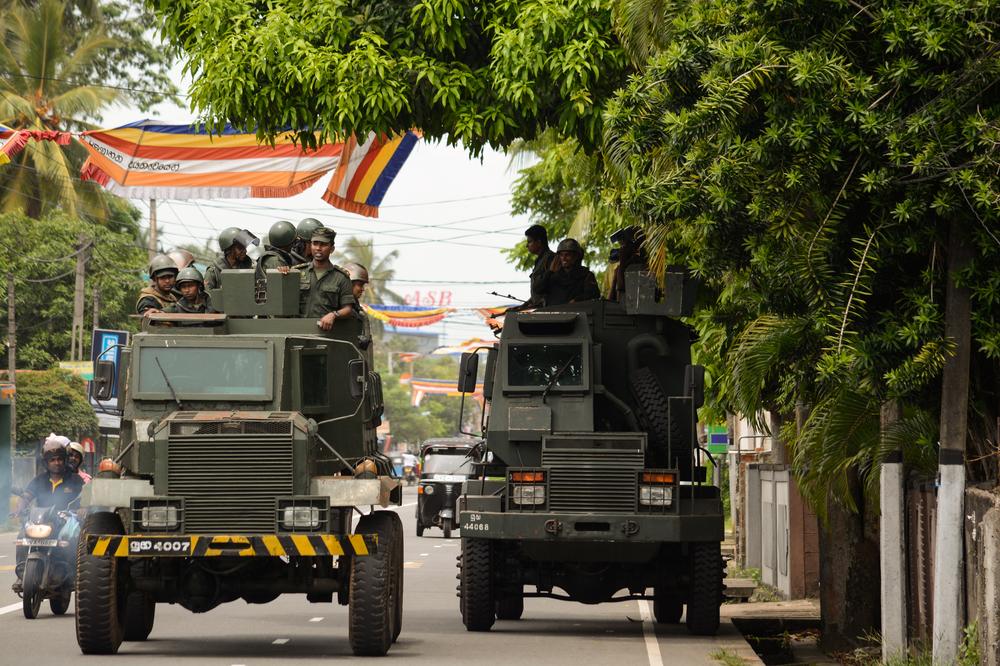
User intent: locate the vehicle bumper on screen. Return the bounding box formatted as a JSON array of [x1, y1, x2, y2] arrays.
[[86, 533, 377, 558], [458, 510, 723, 543]]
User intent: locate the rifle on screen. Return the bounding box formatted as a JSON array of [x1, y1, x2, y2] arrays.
[[488, 291, 526, 303]]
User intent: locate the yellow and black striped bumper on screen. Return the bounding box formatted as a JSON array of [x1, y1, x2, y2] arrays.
[[86, 533, 377, 558]]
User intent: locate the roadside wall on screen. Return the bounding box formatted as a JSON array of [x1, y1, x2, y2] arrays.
[[964, 486, 1000, 664]]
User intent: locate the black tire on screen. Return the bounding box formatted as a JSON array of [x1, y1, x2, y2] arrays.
[[686, 542, 723, 635], [416, 522, 424, 537], [442, 517, 452, 539], [653, 591, 683, 623], [349, 511, 395, 656], [50, 589, 72, 616], [387, 511, 404, 643], [460, 537, 495, 631], [22, 558, 43, 619], [75, 512, 126, 654], [630, 367, 688, 474], [495, 591, 524, 620], [123, 591, 155, 641]]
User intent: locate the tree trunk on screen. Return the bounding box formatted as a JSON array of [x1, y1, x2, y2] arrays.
[[819, 471, 881, 651]]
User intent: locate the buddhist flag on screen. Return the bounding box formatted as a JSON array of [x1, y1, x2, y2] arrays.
[[78, 120, 418, 218]]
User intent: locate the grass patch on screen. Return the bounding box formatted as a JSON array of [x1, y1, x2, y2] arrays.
[[840, 623, 979, 666], [725, 565, 782, 602], [710, 648, 750, 665]]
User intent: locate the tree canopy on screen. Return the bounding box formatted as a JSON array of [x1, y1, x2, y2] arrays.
[[14, 368, 98, 449]]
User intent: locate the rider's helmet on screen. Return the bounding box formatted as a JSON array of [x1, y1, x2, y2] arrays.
[[175, 267, 205, 287], [296, 218, 323, 241], [556, 238, 584, 256], [67, 442, 84, 469], [343, 262, 369, 284], [167, 248, 195, 269], [148, 254, 180, 279], [268, 220, 297, 248], [218, 227, 244, 251]]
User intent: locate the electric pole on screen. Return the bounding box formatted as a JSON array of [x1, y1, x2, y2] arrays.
[[70, 235, 89, 361], [5, 273, 15, 509], [148, 198, 158, 261], [92, 284, 100, 333]]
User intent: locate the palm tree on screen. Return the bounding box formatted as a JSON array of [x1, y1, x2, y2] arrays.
[[0, 0, 119, 218], [335, 237, 405, 305]]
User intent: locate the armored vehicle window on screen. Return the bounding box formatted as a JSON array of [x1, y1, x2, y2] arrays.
[[301, 352, 329, 410], [136, 346, 271, 399], [507, 344, 583, 388]]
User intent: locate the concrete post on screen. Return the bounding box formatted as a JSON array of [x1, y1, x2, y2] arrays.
[[880, 457, 907, 660], [932, 459, 965, 663]]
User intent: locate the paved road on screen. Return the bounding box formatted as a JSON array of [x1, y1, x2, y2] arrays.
[[0, 488, 757, 664]]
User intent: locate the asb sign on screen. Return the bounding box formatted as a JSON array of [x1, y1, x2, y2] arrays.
[[90, 328, 129, 402]]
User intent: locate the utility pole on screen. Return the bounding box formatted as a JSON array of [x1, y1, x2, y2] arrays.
[[92, 284, 100, 332], [5, 273, 15, 508], [148, 198, 158, 261], [932, 220, 973, 664], [70, 235, 89, 361], [880, 399, 906, 661]]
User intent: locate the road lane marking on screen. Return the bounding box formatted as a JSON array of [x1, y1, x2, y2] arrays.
[[403, 561, 423, 569], [0, 565, 14, 571], [390, 502, 417, 510], [638, 600, 663, 666], [309, 617, 323, 622], [420, 553, 429, 556], [272, 638, 289, 645], [0, 602, 21, 616]]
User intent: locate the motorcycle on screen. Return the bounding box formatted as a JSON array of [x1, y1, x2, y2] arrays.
[[15, 505, 80, 618], [415, 441, 476, 538]]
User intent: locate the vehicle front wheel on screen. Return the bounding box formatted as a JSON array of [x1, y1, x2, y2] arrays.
[[653, 590, 683, 623], [685, 542, 723, 635], [22, 559, 43, 619], [349, 511, 395, 656], [123, 591, 155, 641], [50, 589, 72, 616], [495, 591, 523, 620], [442, 517, 452, 539], [75, 512, 126, 654], [460, 537, 495, 631]]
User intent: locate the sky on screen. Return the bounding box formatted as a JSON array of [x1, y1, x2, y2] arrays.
[[100, 75, 536, 347]]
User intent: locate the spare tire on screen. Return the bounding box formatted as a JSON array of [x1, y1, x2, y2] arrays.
[[630, 367, 690, 477]]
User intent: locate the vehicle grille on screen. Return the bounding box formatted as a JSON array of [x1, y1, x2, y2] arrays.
[[542, 449, 643, 513], [168, 424, 294, 534]]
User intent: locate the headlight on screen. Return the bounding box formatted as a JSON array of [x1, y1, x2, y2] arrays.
[[281, 506, 320, 530], [140, 506, 179, 529], [512, 485, 545, 506], [639, 485, 672, 506], [25, 524, 52, 539], [422, 484, 435, 495]]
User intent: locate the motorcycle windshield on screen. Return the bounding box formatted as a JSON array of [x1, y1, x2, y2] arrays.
[[27, 506, 52, 524]]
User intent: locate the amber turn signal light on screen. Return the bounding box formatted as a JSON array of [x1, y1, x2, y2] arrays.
[[641, 472, 675, 484], [511, 471, 545, 483]]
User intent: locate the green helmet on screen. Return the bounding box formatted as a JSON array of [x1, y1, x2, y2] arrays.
[[176, 266, 204, 286], [218, 226, 243, 251], [557, 238, 583, 255], [269, 220, 297, 248], [297, 218, 323, 241], [149, 254, 180, 278]]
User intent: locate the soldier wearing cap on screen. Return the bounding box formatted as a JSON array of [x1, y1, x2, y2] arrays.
[[524, 224, 555, 308], [544, 238, 601, 306], [136, 254, 179, 315], [298, 227, 354, 330], [204, 227, 255, 290], [166, 267, 217, 314]]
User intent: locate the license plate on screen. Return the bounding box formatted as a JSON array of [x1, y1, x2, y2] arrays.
[[433, 474, 464, 482], [15, 538, 57, 547], [128, 537, 192, 556]]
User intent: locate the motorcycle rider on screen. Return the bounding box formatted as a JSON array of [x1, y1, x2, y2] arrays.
[[66, 442, 92, 484], [9, 438, 84, 593]]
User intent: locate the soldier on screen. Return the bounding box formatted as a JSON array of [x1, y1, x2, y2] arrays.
[[204, 227, 255, 290], [136, 254, 179, 315], [608, 226, 647, 302], [524, 224, 555, 308], [343, 262, 369, 316], [166, 267, 217, 314], [291, 217, 323, 264], [298, 227, 354, 330], [544, 238, 601, 306], [258, 220, 297, 271]]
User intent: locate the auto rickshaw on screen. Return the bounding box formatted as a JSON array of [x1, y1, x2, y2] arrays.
[[415, 439, 476, 538]]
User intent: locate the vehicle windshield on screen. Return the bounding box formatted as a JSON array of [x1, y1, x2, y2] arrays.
[[137, 346, 270, 399], [507, 343, 583, 388], [422, 452, 474, 476]]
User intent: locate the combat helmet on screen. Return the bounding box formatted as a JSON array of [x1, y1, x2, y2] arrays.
[[149, 253, 180, 278], [176, 267, 205, 287], [556, 238, 584, 256], [296, 218, 323, 241], [344, 262, 369, 283], [268, 220, 297, 248], [218, 227, 243, 251]]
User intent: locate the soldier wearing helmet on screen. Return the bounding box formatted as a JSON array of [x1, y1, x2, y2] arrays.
[[136, 254, 180, 315], [291, 218, 323, 264], [343, 262, 369, 316], [258, 220, 297, 273], [544, 238, 601, 306], [167, 248, 196, 270], [166, 267, 217, 315], [66, 442, 92, 484], [299, 227, 354, 330], [204, 227, 256, 290]]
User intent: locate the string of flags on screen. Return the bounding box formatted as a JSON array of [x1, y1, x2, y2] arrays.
[[363, 304, 509, 328]]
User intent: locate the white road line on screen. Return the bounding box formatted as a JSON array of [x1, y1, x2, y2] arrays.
[[389, 502, 417, 510], [638, 600, 663, 666], [0, 602, 21, 616], [272, 638, 289, 645], [308, 617, 323, 622], [420, 553, 429, 557]]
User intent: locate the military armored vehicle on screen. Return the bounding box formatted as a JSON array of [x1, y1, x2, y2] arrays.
[[78, 269, 403, 656], [455, 270, 724, 633]]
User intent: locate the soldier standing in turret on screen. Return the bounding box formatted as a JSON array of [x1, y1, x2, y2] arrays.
[[543, 238, 601, 306], [298, 227, 355, 330], [204, 227, 254, 290], [524, 224, 555, 308], [136, 254, 179, 315], [343, 262, 370, 317], [291, 218, 323, 264], [166, 267, 217, 314], [258, 220, 297, 270]]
